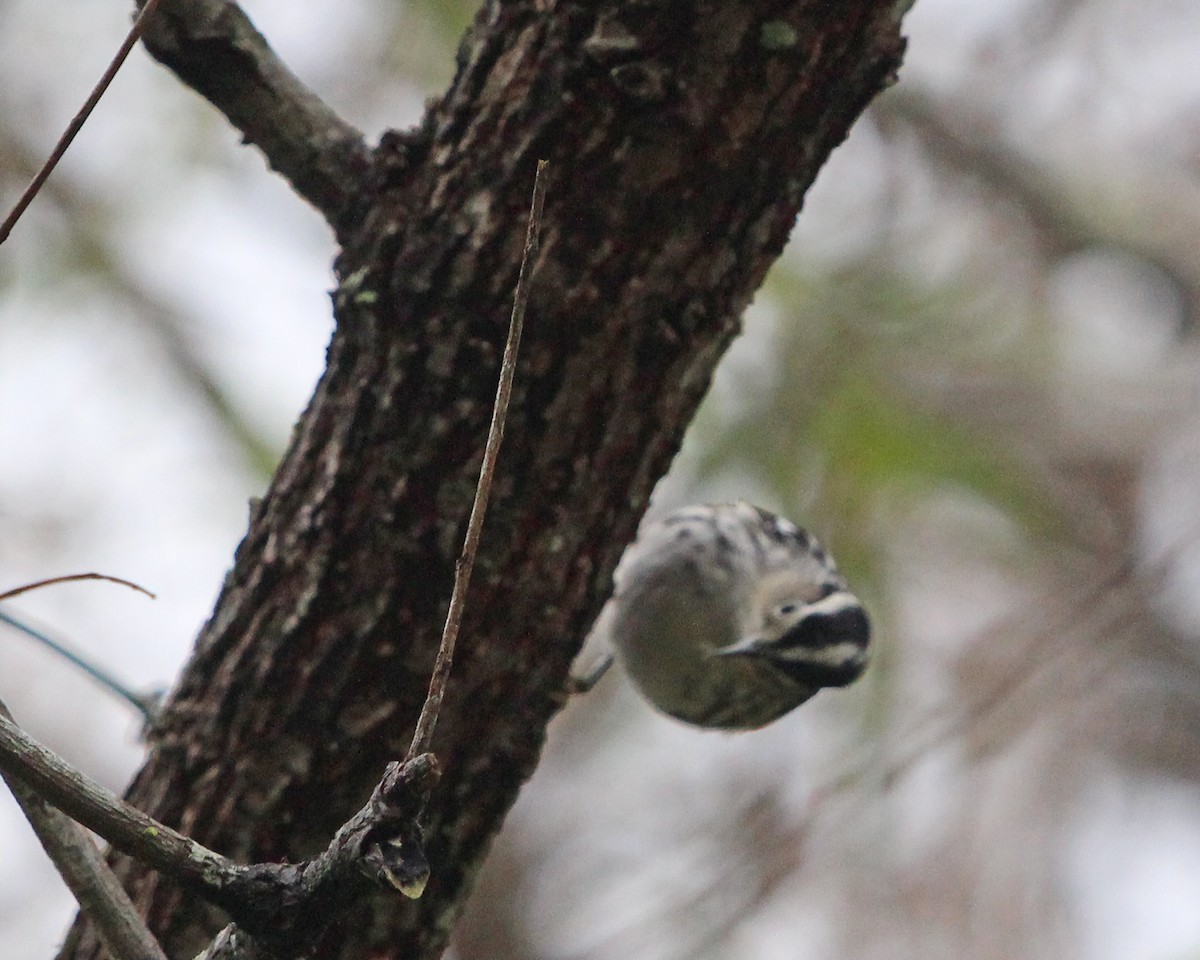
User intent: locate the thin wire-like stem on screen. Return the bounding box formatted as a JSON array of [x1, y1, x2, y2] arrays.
[[0, 610, 161, 721], [407, 160, 548, 760], [0, 572, 155, 603], [0, 0, 166, 245]]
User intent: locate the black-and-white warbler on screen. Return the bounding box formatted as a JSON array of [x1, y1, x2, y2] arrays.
[[582, 502, 871, 730]]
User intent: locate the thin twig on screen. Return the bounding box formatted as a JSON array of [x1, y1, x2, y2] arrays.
[[1, 700, 169, 960], [0, 609, 162, 721], [407, 160, 548, 760], [0, 572, 155, 603], [0, 0, 167, 245]]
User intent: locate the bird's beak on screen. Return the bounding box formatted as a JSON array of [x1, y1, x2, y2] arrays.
[[709, 636, 763, 658]]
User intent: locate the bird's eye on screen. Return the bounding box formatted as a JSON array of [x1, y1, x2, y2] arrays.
[[777, 603, 799, 617]]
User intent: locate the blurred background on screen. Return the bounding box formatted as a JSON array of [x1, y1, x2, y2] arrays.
[[3, 0, 1200, 957]]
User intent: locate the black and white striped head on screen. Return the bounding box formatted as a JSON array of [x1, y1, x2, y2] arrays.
[[598, 501, 872, 730], [710, 522, 871, 691]]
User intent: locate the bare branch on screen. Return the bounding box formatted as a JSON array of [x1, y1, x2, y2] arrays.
[[0, 0, 167, 245], [0, 706, 240, 892], [0, 572, 155, 603], [133, 0, 370, 235], [0, 703, 437, 951], [53, 2, 909, 952], [407, 159, 549, 761], [0, 701, 168, 960], [4, 67, 535, 953]]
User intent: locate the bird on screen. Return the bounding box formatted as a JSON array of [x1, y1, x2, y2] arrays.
[[578, 502, 871, 730]]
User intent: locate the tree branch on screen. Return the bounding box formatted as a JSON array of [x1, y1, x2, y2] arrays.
[[0, 700, 437, 953], [0, 702, 168, 960], [0, 0, 167, 245], [134, 0, 370, 236], [0, 707, 237, 892], [0, 573, 153, 603], [59, 4, 908, 958]]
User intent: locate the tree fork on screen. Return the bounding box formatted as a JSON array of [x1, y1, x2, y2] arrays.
[[59, 2, 905, 958]]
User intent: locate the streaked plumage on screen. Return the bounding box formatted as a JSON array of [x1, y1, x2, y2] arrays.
[[590, 502, 871, 730]]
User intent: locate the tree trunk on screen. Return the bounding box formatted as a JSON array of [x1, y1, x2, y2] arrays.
[[59, 1, 905, 958]]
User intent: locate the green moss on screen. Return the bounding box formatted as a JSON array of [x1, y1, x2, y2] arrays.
[[760, 20, 798, 50]]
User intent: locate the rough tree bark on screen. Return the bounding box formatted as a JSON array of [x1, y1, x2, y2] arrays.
[[59, 1, 905, 958]]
